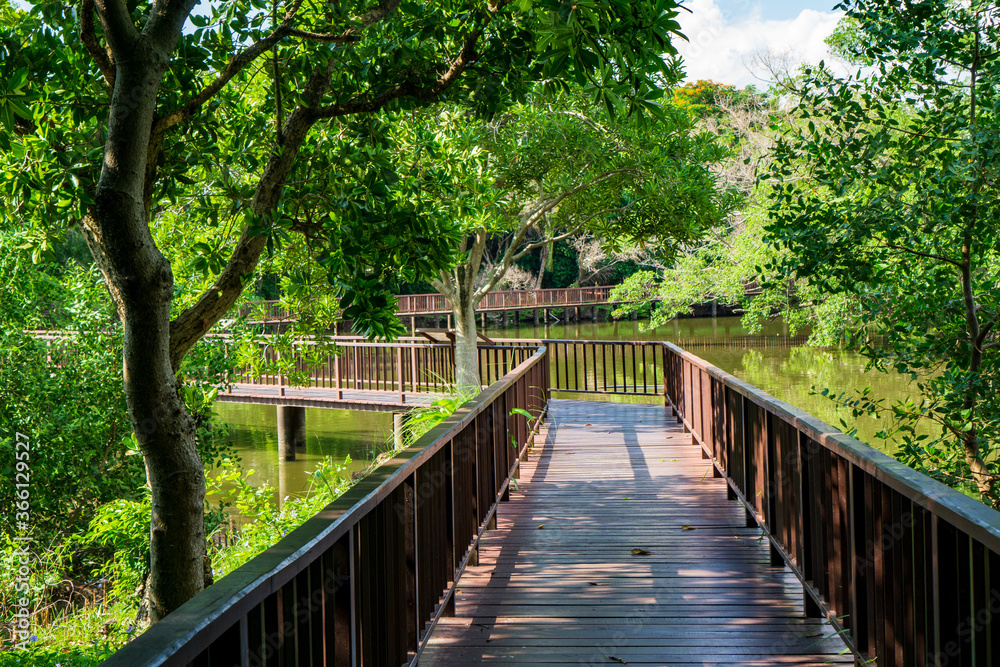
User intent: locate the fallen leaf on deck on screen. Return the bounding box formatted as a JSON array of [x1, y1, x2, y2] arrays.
[[608, 656, 627, 664], [588, 582, 610, 586], [681, 525, 696, 530], [631, 548, 652, 555], [537, 524, 544, 529], [585, 424, 591, 426]]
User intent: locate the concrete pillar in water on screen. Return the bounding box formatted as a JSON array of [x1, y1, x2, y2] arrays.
[[533, 309, 539, 326], [276, 405, 306, 461], [711, 297, 718, 318], [277, 458, 289, 509], [503, 310, 509, 328], [393, 412, 406, 449]]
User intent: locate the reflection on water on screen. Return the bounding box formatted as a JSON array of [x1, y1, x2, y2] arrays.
[[213, 403, 395, 502], [217, 315, 926, 499], [485, 316, 926, 452]]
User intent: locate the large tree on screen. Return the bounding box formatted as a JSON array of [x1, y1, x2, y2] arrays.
[[421, 95, 731, 388], [764, 0, 1000, 503], [2, 0, 688, 619]]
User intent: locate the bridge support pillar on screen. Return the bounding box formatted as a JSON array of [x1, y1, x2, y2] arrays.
[[481, 312, 486, 329], [277, 405, 306, 461], [446, 313, 452, 329], [410, 316, 416, 336], [393, 412, 406, 449], [533, 309, 539, 326], [503, 310, 509, 328]]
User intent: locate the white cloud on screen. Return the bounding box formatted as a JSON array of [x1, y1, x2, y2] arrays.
[[674, 0, 845, 89]]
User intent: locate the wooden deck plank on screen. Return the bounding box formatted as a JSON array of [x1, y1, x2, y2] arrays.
[[420, 399, 854, 665]]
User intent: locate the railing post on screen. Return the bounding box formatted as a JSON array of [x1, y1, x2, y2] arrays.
[[334, 349, 342, 400], [277, 348, 285, 397], [397, 346, 405, 404], [410, 345, 417, 393]]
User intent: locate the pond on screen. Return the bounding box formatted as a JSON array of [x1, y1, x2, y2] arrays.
[[214, 315, 924, 500]]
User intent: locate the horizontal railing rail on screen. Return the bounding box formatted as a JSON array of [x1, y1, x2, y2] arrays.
[[103, 347, 550, 667], [217, 338, 536, 400], [663, 342, 1000, 666]]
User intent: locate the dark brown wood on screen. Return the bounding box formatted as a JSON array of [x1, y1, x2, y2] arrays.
[[420, 400, 852, 665], [662, 341, 1000, 666]]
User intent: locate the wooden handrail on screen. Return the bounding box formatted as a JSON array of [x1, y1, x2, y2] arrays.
[[103, 347, 550, 667], [662, 341, 1000, 665]]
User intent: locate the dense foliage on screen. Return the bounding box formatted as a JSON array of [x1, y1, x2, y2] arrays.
[[765, 0, 1000, 503]]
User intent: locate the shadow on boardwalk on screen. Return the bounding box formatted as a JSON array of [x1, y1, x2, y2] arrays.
[[421, 399, 853, 666]]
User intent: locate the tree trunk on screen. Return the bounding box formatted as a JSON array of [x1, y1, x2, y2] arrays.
[[452, 298, 480, 392], [533, 244, 548, 290], [77, 39, 209, 622]]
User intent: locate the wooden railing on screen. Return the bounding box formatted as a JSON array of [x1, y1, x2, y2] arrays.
[[103, 347, 549, 667], [242, 286, 623, 323], [395, 286, 618, 314], [224, 339, 537, 398], [230, 337, 663, 399], [496, 338, 666, 397], [663, 342, 1000, 666]]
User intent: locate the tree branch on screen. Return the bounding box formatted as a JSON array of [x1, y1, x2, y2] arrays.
[[81, 0, 116, 88], [155, 28, 292, 132], [144, 0, 200, 52], [312, 0, 504, 120], [94, 0, 139, 55], [882, 243, 962, 267], [511, 205, 634, 262], [285, 27, 363, 43], [155, 0, 401, 133]]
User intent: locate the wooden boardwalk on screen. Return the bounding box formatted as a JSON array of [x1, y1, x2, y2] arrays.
[[421, 399, 853, 666]]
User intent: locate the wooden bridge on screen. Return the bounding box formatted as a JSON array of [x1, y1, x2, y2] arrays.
[[103, 341, 1000, 667], [241, 282, 765, 328]]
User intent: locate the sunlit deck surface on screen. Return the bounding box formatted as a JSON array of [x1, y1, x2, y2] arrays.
[[421, 399, 853, 665], [215, 383, 438, 412]]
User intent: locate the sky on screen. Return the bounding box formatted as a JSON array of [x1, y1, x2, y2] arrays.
[[675, 0, 846, 89]]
